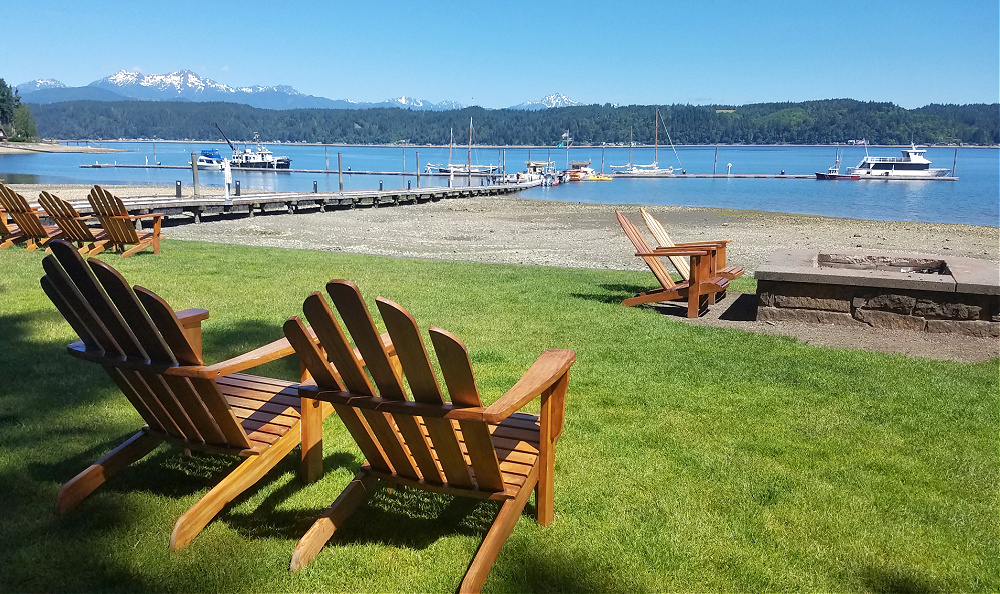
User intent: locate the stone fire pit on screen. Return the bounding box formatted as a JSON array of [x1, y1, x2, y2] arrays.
[[755, 250, 999, 337]]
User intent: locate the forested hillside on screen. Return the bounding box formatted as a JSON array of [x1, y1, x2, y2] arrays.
[[29, 99, 998, 146]]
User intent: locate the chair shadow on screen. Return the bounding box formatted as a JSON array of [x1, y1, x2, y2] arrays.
[[571, 283, 655, 306]]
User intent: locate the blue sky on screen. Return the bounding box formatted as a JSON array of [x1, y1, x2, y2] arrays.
[[4, 0, 997, 108]]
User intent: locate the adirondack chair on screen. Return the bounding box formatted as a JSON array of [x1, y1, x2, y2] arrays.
[[616, 211, 729, 317], [1, 208, 26, 249], [38, 191, 110, 256], [0, 182, 64, 251], [639, 207, 745, 281], [283, 280, 575, 593], [39, 239, 334, 550], [87, 185, 163, 256]]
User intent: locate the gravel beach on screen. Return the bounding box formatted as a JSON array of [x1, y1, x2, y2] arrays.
[[9, 184, 1000, 362]]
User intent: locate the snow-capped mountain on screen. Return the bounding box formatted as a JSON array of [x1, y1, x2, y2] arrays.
[[510, 93, 580, 110], [17, 70, 574, 112], [15, 79, 66, 93]]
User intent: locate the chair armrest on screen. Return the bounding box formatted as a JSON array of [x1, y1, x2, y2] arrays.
[[636, 249, 709, 257], [175, 308, 210, 329], [197, 327, 318, 378], [112, 213, 164, 220], [481, 349, 575, 424], [672, 240, 732, 246]]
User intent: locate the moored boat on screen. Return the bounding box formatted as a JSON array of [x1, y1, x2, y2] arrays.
[[846, 144, 952, 179], [196, 148, 224, 170], [215, 125, 291, 169], [611, 108, 679, 177], [815, 148, 859, 180]]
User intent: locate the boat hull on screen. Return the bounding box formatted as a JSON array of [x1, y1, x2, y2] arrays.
[[815, 172, 860, 180]]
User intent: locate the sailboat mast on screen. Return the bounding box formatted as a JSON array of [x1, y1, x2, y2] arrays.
[[467, 117, 473, 170], [654, 108, 659, 166], [448, 128, 453, 165], [629, 127, 633, 166]]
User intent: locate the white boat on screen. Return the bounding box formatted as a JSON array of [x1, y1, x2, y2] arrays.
[[196, 148, 224, 170], [612, 108, 678, 177], [215, 125, 291, 169], [846, 144, 953, 179], [424, 119, 498, 175]]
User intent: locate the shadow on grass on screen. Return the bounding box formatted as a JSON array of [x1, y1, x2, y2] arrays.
[[572, 283, 652, 305], [860, 565, 941, 594]]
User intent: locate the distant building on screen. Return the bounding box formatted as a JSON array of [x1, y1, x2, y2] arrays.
[[716, 109, 736, 114]]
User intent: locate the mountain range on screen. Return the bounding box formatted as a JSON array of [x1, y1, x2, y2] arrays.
[[16, 70, 578, 111]]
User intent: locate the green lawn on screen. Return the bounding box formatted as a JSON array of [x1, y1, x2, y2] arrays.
[[1, 239, 996, 593]]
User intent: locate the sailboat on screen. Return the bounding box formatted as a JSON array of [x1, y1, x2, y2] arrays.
[[815, 147, 860, 180], [611, 108, 677, 176], [424, 118, 499, 175]]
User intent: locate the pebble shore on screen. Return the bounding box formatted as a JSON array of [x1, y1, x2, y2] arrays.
[[8, 183, 999, 362]]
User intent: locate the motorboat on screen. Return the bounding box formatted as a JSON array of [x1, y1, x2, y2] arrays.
[[196, 148, 224, 170], [846, 144, 952, 179], [815, 148, 859, 180], [215, 125, 291, 169]]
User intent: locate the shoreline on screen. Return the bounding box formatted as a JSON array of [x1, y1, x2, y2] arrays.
[[2, 141, 996, 155], [6, 183, 998, 362], [8, 184, 999, 273]]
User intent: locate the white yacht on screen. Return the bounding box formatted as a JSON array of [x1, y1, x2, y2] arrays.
[[846, 144, 953, 179]]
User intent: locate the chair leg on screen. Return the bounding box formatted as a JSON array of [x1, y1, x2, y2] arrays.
[[120, 240, 151, 258], [290, 473, 377, 571], [56, 429, 162, 514], [460, 471, 537, 594], [300, 396, 324, 484], [169, 428, 300, 550]]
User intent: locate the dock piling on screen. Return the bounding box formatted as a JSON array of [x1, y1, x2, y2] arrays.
[[190, 152, 200, 197]]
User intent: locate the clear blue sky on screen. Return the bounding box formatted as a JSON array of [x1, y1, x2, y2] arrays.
[[4, 0, 997, 109]]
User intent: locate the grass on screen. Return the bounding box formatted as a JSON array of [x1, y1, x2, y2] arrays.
[[0, 238, 996, 593]]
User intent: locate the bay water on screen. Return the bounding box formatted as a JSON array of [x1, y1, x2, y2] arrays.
[[0, 142, 996, 226]]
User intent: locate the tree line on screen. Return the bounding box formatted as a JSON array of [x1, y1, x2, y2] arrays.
[[26, 98, 998, 146], [0, 79, 39, 141]]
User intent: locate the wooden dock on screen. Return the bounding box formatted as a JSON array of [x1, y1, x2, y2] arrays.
[[62, 181, 540, 224]]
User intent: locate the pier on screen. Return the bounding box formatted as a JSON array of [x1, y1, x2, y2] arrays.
[[61, 181, 539, 225]]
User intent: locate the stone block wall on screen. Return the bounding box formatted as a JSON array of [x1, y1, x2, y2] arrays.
[[757, 280, 1000, 337]]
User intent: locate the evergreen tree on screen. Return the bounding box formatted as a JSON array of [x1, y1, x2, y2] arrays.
[[0, 78, 39, 141]]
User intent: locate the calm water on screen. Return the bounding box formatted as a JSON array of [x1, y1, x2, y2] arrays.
[[1, 142, 996, 226]]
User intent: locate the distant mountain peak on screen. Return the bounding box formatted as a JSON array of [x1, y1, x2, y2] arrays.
[[510, 93, 579, 110], [15, 79, 66, 92]]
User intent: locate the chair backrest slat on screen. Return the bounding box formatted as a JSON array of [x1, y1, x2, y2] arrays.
[[39, 191, 97, 243], [324, 281, 426, 481], [288, 282, 507, 494], [377, 298, 469, 487], [284, 315, 393, 474], [616, 211, 677, 289], [640, 207, 690, 280], [89, 186, 139, 244], [42, 240, 250, 450], [326, 281, 407, 400], [51, 244, 146, 360], [0, 183, 49, 238], [428, 328, 503, 492]]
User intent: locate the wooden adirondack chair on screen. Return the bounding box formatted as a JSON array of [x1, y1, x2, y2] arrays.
[[1, 208, 26, 249], [616, 211, 729, 317], [283, 280, 575, 594], [0, 182, 64, 251], [87, 185, 163, 256], [38, 191, 110, 256], [639, 207, 745, 281], [40, 239, 333, 549]]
